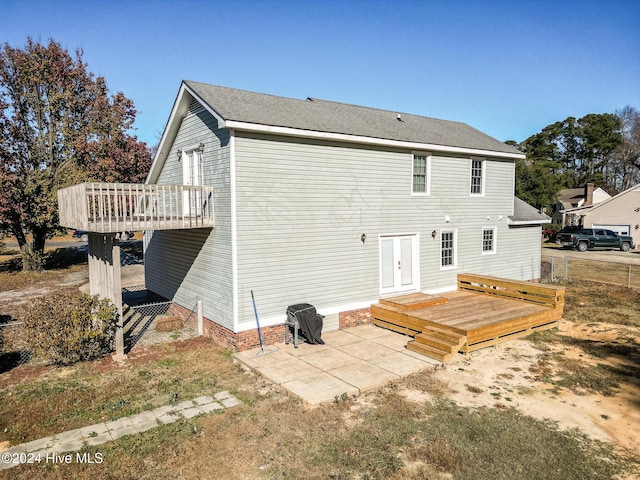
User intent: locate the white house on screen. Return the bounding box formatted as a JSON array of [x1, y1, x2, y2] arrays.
[[552, 183, 611, 225], [141, 81, 549, 351], [574, 183, 640, 247]]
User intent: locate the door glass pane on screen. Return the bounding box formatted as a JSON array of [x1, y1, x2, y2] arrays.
[[400, 237, 413, 285], [381, 239, 394, 288]]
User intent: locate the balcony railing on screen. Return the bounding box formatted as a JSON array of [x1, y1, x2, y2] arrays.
[[57, 183, 215, 232]]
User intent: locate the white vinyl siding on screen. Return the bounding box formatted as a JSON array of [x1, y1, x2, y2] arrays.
[[482, 227, 497, 254], [144, 103, 234, 330], [470, 158, 485, 195], [412, 153, 431, 195], [149, 116, 544, 334]]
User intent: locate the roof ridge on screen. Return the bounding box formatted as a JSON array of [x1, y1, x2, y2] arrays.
[[184, 80, 311, 105]]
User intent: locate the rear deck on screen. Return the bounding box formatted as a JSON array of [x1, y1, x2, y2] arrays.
[[371, 274, 565, 362]]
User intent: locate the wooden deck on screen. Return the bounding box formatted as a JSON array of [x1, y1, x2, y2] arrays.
[[57, 182, 215, 233], [372, 274, 565, 362]]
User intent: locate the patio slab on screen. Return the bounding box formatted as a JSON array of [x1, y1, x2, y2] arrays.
[[282, 372, 359, 404], [328, 358, 399, 391], [256, 357, 321, 384], [234, 324, 435, 404]]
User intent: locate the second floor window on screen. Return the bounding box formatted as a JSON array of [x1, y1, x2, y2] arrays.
[[470, 158, 484, 195], [412, 154, 430, 194]]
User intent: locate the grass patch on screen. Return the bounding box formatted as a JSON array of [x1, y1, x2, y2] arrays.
[[414, 401, 632, 480], [557, 279, 640, 327], [0, 337, 243, 445], [0, 264, 87, 292], [530, 354, 633, 397]]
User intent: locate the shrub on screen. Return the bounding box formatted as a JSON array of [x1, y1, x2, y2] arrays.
[[19, 290, 117, 365]]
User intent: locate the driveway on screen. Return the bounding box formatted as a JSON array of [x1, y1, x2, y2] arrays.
[[542, 245, 640, 265]]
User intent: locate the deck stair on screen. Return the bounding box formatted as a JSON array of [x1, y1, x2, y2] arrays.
[[371, 293, 448, 337], [379, 293, 449, 310], [407, 326, 467, 362]]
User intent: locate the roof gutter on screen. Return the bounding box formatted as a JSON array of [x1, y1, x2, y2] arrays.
[[224, 120, 526, 160], [508, 218, 552, 225]]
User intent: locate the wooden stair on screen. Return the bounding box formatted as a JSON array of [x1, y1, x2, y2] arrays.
[[371, 293, 449, 336], [407, 325, 467, 362], [379, 293, 449, 310], [371, 293, 467, 362]]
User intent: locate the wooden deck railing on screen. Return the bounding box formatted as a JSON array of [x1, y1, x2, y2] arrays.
[[457, 273, 564, 308], [57, 183, 215, 232]]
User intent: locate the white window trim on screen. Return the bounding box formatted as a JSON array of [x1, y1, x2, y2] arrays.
[[440, 228, 457, 270], [470, 157, 486, 196], [411, 152, 431, 196], [481, 226, 497, 255]]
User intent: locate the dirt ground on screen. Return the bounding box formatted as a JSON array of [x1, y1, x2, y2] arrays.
[[400, 320, 640, 454]]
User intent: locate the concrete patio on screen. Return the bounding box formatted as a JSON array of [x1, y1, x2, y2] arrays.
[[234, 324, 440, 404]]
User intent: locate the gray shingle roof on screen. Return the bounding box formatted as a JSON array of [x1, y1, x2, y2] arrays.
[[510, 197, 550, 224], [184, 81, 522, 155]]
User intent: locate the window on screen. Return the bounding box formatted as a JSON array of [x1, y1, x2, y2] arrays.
[[440, 230, 456, 269], [470, 158, 484, 195], [182, 147, 204, 215], [412, 154, 430, 194], [482, 227, 496, 254]]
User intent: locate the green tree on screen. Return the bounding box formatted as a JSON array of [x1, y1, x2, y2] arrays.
[[517, 113, 623, 201], [576, 113, 623, 189], [610, 105, 640, 191], [0, 38, 151, 271]]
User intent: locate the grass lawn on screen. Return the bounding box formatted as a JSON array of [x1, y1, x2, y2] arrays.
[[1, 253, 639, 479]]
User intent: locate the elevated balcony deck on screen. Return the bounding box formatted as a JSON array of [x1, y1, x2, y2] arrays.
[[57, 183, 214, 232]]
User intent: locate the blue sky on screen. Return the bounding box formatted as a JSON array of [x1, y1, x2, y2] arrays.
[[5, 0, 640, 147]]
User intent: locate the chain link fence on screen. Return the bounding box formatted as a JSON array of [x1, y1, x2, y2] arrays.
[[122, 286, 197, 351], [542, 255, 640, 288], [1, 287, 198, 372], [0, 320, 30, 372]]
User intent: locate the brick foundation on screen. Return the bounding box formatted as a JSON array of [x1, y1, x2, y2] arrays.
[[165, 300, 286, 351], [339, 307, 372, 329], [157, 296, 372, 352]]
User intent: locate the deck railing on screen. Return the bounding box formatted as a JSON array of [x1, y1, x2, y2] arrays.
[[57, 183, 215, 232]]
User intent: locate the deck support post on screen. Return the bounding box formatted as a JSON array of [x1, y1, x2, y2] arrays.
[[197, 298, 203, 336], [88, 233, 125, 359]]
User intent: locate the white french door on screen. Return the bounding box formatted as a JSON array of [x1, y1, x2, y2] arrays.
[[380, 234, 419, 295], [182, 149, 203, 216]]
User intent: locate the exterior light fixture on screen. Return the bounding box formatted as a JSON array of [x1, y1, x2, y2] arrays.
[[176, 148, 183, 159], [432, 230, 437, 238], [361, 233, 366, 244]]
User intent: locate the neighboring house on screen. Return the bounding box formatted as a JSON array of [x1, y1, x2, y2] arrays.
[[552, 183, 611, 225], [144, 81, 549, 351], [575, 183, 640, 247]]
